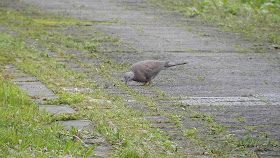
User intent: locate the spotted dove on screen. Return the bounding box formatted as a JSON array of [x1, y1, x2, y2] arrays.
[[124, 60, 187, 85]]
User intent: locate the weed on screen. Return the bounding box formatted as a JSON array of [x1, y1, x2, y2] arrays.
[[262, 80, 268, 85], [244, 126, 256, 131], [209, 123, 224, 135], [211, 89, 219, 92], [183, 128, 198, 139], [237, 116, 245, 123], [235, 134, 278, 151], [177, 65, 184, 70], [185, 27, 192, 32], [205, 145, 227, 157], [196, 76, 204, 81], [189, 111, 215, 123]]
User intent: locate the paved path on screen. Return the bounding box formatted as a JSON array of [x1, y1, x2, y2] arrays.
[[4, 0, 280, 157]]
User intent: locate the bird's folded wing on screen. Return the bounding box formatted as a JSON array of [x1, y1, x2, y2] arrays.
[[141, 61, 165, 75], [133, 69, 148, 82]]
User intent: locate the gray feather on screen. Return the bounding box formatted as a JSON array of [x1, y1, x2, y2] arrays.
[[124, 60, 187, 85]]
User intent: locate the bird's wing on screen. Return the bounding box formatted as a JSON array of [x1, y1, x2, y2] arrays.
[[133, 60, 166, 79], [133, 69, 148, 82]]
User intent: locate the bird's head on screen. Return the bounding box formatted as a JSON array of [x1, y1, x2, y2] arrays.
[[124, 71, 134, 85]]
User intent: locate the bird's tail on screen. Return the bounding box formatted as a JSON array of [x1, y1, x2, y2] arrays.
[[165, 61, 188, 67]]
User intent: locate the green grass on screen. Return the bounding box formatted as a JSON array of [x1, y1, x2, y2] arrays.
[[183, 128, 198, 139], [0, 77, 88, 157], [148, 0, 280, 45], [237, 116, 245, 123]]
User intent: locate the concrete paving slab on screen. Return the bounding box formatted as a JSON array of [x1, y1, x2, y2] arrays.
[[58, 120, 95, 131], [94, 145, 112, 156], [39, 105, 76, 115], [14, 81, 57, 101], [3, 65, 57, 102]]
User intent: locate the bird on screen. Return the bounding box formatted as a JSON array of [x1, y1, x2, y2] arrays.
[[124, 60, 187, 85]]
